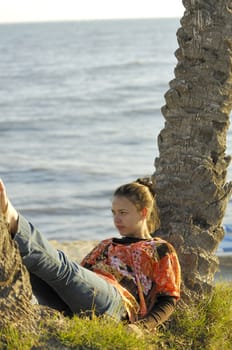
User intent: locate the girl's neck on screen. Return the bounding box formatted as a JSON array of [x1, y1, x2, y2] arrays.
[[134, 225, 152, 239], [139, 232, 152, 239], [139, 222, 152, 239]]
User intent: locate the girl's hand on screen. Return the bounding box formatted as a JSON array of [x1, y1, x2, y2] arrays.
[[125, 323, 144, 337]]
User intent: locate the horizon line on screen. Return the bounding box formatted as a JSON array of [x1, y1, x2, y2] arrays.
[[0, 16, 182, 26]]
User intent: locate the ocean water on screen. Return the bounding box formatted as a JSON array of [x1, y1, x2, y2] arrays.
[[0, 19, 231, 253]]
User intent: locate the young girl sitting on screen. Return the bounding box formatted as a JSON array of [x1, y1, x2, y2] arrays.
[[0, 178, 180, 332]]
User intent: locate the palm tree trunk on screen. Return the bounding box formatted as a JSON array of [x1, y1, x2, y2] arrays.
[[0, 215, 40, 331], [154, 0, 232, 302]]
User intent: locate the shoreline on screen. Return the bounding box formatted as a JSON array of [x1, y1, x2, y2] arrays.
[[50, 240, 232, 282], [215, 255, 232, 281], [50, 239, 99, 263]]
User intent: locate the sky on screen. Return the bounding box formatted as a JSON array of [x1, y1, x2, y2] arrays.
[[0, 0, 185, 24]]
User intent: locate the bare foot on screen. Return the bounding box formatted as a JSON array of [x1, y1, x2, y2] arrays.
[[0, 179, 19, 235]]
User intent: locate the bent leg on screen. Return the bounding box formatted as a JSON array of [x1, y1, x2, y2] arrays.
[[15, 215, 125, 320]]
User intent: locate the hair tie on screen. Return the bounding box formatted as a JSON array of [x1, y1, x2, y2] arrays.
[[135, 177, 155, 197]]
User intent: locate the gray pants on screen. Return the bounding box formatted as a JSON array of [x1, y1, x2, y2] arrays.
[[14, 215, 126, 320]]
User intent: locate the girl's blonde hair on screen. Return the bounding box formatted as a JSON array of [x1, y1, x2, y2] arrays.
[[113, 177, 160, 233]]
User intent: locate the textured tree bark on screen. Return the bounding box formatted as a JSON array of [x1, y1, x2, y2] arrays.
[[0, 214, 38, 330], [154, 0, 232, 303], [0, 215, 58, 332]]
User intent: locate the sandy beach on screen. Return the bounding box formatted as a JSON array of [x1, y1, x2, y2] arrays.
[[215, 255, 232, 281], [50, 240, 99, 263], [50, 240, 232, 282]]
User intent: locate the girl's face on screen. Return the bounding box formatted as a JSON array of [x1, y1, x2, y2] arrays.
[[111, 195, 146, 238]]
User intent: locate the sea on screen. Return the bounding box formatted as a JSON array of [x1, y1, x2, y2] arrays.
[[0, 18, 231, 255]]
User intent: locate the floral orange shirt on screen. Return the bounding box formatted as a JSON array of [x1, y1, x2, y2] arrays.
[[81, 237, 181, 322]]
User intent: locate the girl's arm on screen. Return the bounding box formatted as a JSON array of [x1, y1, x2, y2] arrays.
[[139, 295, 177, 329]]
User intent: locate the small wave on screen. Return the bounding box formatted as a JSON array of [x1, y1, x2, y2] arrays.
[[123, 107, 160, 118], [21, 207, 75, 216], [87, 60, 153, 74]]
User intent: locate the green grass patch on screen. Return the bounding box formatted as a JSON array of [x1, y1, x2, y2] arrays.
[[57, 314, 150, 350], [0, 326, 38, 350], [1, 281, 232, 350]]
